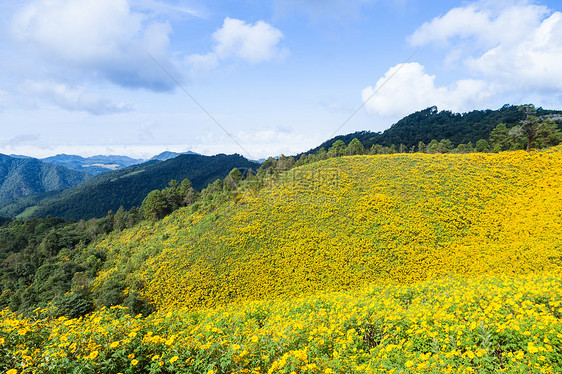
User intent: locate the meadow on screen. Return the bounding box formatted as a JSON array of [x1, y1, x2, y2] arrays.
[[1, 147, 562, 373]]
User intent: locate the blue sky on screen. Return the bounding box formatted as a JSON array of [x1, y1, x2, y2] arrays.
[[1, 0, 561, 160]]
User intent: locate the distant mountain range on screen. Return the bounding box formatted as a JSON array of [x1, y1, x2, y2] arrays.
[[40, 154, 144, 175], [0, 153, 258, 220], [10, 151, 201, 176], [0, 154, 89, 203]]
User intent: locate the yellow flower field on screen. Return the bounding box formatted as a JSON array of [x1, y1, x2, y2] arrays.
[[1, 273, 561, 373], [95, 148, 561, 310]]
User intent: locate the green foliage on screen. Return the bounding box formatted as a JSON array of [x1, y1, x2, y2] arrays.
[[476, 139, 490, 152], [52, 292, 94, 319], [141, 190, 169, 221], [327, 140, 346, 157], [346, 138, 365, 155], [0, 209, 140, 316]]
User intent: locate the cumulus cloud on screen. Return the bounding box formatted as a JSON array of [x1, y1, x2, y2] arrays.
[[11, 0, 180, 91], [362, 63, 492, 117], [23, 80, 133, 115], [187, 17, 286, 75], [364, 1, 562, 118]]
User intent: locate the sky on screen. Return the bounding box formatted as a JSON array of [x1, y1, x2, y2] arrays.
[[0, 0, 561, 160]]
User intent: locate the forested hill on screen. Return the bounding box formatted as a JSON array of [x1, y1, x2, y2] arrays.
[[0, 153, 258, 220], [0, 154, 89, 203], [306, 105, 562, 154]]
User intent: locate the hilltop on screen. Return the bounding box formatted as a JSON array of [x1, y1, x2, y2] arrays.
[[305, 104, 562, 154]]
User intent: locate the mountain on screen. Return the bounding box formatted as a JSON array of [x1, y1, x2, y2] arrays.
[[0, 153, 259, 220], [0, 154, 89, 203], [306, 104, 562, 154], [150, 150, 198, 161], [41, 154, 144, 175]]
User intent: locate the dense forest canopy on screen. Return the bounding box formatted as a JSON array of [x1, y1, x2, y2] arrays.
[[304, 104, 562, 156]]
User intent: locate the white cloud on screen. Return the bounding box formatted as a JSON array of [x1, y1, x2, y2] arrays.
[[467, 11, 562, 90], [410, 1, 562, 90], [364, 1, 562, 118], [11, 0, 180, 91], [187, 17, 286, 75], [362, 62, 492, 118], [410, 2, 549, 48], [23, 80, 133, 115]]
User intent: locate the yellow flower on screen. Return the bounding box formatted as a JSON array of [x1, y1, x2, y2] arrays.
[[170, 356, 179, 363], [405, 360, 414, 368], [110, 341, 120, 348], [0, 337, 4, 344], [128, 353, 135, 359], [88, 351, 99, 359], [131, 359, 139, 366], [527, 343, 539, 354], [7, 370, 18, 374]]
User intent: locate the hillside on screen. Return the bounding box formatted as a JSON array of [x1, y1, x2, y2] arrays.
[[2, 147, 561, 373], [0, 153, 259, 220], [92, 147, 562, 311], [41, 154, 144, 175], [0, 154, 89, 203], [306, 105, 562, 154]]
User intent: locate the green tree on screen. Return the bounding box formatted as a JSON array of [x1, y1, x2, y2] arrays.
[[489, 123, 511, 152], [141, 190, 168, 221], [327, 140, 346, 157], [426, 139, 439, 154], [224, 168, 243, 190], [475, 139, 490, 152], [346, 138, 365, 155], [515, 116, 561, 152], [162, 180, 182, 211], [437, 139, 453, 153], [370, 144, 383, 155]]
